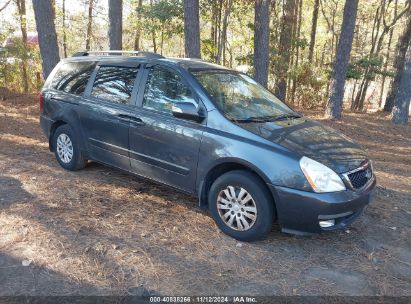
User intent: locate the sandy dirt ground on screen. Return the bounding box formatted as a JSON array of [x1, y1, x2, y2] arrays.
[[0, 94, 410, 296]]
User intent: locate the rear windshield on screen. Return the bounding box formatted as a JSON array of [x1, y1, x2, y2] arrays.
[[51, 61, 96, 95]]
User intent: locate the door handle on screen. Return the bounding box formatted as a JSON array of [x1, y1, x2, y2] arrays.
[[117, 114, 145, 126]]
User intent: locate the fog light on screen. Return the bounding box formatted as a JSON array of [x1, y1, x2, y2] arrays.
[[319, 219, 335, 228]]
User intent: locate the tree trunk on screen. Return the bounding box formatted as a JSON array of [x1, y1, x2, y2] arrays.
[[62, 0, 67, 57], [287, 0, 299, 103], [351, 79, 358, 108], [274, 0, 296, 102], [108, 0, 122, 50], [210, 1, 216, 60], [384, 11, 411, 112], [216, 0, 233, 65], [325, 0, 359, 120], [86, 0, 93, 51], [227, 41, 233, 67], [379, 0, 399, 108], [152, 32, 157, 53], [379, 26, 394, 108], [308, 0, 319, 63], [215, 1, 223, 63], [270, 1, 280, 52], [357, 80, 370, 110], [160, 24, 164, 55], [133, 0, 143, 51], [392, 43, 410, 124], [353, 2, 384, 110], [16, 0, 28, 93], [51, 0, 56, 21], [32, 0, 60, 79], [291, 0, 302, 104], [253, 0, 270, 87], [150, 0, 157, 52], [184, 0, 201, 58]]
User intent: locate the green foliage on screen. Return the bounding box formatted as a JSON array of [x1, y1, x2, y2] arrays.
[[348, 55, 385, 81], [357, 56, 383, 69], [289, 62, 328, 108], [140, 0, 183, 34], [141, 0, 183, 22], [292, 37, 308, 50], [347, 63, 362, 80], [0, 39, 41, 93], [201, 38, 217, 60], [236, 53, 253, 66]]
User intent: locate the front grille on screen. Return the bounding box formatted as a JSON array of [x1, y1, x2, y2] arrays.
[[347, 167, 372, 189]]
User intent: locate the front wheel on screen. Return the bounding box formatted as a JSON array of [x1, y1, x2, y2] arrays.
[[208, 170, 275, 241]]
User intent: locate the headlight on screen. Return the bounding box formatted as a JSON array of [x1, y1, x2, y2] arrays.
[[299, 156, 346, 193]]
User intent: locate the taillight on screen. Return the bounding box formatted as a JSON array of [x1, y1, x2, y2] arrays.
[[39, 94, 43, 113]]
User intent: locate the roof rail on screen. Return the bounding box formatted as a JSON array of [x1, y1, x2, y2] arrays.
[[72, 50, 164, 58]]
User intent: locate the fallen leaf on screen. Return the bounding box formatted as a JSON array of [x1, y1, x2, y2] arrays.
[[22, 259, 32, 267]]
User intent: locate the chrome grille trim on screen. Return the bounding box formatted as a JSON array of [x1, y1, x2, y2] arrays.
[[342, 160, 374, 190]]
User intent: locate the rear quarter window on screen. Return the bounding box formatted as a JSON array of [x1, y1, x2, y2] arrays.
[[52, 61, 96, 95]]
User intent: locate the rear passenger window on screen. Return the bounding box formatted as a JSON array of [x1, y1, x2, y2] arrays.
[[52, 61, 96, 95], [91, 66, 139, 104]]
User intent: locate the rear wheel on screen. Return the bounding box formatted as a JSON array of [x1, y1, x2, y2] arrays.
[[208, 170, 274, 241], [52, 124, 87, 171]]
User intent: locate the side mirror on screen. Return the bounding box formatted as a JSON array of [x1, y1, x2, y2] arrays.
[[172, 102, 205, 122]]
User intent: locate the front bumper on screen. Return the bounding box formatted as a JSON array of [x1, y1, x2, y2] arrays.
[[268, 176, 376, 235]]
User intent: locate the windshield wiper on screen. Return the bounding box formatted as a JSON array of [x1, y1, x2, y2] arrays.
[[230, 117, 268, 123], [269, 113, 303, 121], [232, 113, 302, 123]]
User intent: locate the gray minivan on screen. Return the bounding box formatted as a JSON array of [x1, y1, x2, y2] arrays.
[[40, 51, 376, 241]]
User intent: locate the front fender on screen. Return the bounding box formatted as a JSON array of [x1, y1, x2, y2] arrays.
[[196, 127, 312, 197]]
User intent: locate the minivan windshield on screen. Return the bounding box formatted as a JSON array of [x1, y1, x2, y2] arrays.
[[192, 70, 297, 121]]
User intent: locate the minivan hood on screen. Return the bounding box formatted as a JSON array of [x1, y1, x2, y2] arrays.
[[237, 118, 367, 173]]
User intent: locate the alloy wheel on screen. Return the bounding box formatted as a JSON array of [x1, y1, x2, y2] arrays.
[[56, 133, 73, 163]]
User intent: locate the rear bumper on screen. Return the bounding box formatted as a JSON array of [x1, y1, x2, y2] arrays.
[[268, 176, 376, 235], [40, 114, 53, 138], [40, 114, 54, 150]]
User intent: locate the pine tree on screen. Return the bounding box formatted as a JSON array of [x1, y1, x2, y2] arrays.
[[184, 0, 201, 58], [253, 0, 270, 87], [32, 0, 60, 79], [108, 0, 123, 50], [325, 0, 359, 119]]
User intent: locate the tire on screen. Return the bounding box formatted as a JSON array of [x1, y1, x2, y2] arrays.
[[52, 124, 87, 171], [208, 170, 275, 241]]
